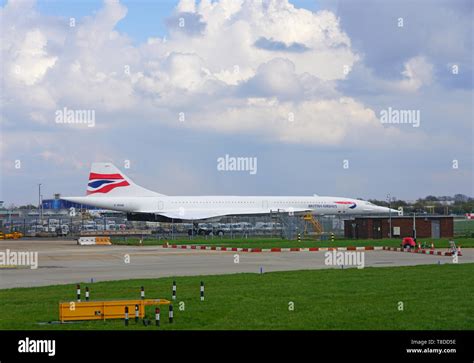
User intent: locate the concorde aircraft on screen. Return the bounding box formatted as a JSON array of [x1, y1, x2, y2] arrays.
[[62, 162, 398, 222]]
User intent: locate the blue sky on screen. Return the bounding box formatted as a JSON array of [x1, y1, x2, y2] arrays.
[[0, 0, 472, 205], [31, 0, 321, 42], [36, 0, 174, 41]]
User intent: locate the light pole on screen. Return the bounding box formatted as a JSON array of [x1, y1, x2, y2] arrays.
[[387, 193, 392, 239], [8, 208, 12, 233], [412, 211, 417, 242], [38, 183, 42, 225]]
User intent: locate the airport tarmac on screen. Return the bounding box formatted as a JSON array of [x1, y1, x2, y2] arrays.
[[0, 239, 472, 289]]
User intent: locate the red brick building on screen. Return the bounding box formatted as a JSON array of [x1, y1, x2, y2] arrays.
[[344, 216, 453, 239]]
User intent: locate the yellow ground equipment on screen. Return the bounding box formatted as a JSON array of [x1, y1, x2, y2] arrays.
[[59, 298, 171, 322], [0, 231, 23, 239], [302, 214, 323, 236]]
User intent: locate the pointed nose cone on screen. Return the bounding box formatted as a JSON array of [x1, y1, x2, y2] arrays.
[[376, 206, 398, 214], [383, 207, 399, 214]]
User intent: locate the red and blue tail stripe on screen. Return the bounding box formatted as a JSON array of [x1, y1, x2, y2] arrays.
[[335, 201, 357, 209], [87, 173, 130, 195]]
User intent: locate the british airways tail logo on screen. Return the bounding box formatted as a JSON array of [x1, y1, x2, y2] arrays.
[[335, 201, 357, 209], [87, 172, 130, 195]]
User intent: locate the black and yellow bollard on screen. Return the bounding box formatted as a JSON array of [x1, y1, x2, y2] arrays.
[[172, 280, 176, 300], [85, 286, 90, 301], [330, 233, 335, 242], [134, 304, 139, 323], [124, 306, 129, 326], [200, 281, 205, 301], [140, 286, 145, 300], [297, 233, 301, 242]]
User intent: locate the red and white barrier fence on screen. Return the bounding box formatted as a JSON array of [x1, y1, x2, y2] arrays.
[[162, 243, 463, 257], [162, 244, 383, 253], [382, 246, 462, 257]]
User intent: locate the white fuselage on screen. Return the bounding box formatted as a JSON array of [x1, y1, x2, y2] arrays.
[[65, 195, 396, 218], [63, 162, 398, 221]]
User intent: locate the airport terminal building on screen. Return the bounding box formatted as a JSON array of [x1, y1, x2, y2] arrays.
[[344, 216, 454, 239]]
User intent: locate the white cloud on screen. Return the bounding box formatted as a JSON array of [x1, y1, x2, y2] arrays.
[[392, 56, 434, 92], [164, 52, 210, 91], [0, 0, 414, 154], [189, 96, 388, 146], [177, 0, 197, 13], [243, 58, 303, 99], [10, 29, 58, 85], [162, 0, 357, 81]]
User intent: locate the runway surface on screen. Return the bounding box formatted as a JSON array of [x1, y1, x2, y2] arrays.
[[0, 239, 472, 289]]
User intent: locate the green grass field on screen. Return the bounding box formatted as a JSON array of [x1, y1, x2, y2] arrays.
[[455, 219, 474, 237], [112, 236, 474, 249], [1, 264, 472, 330]]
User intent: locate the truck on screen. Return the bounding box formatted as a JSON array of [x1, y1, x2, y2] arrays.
[[187, 223, 225, 236]]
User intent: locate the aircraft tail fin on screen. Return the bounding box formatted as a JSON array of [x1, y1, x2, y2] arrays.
[[86, 162, 163, 197]]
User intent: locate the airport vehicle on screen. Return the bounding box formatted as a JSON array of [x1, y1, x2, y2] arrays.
[[230, 223, 243, 232], [401, 237, 416, 249], [217, 223, 231, 233], [232, 222, 253, 232], [187, 223, 225, 236], [106, 220, 117, 231], [256, 222, 281, 231], [27, 225, 44, 234], [49, 219, 60, 228], [81, 223, 97, 232], [63, 163, 398, 223], [0, 231, 23, 239]]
